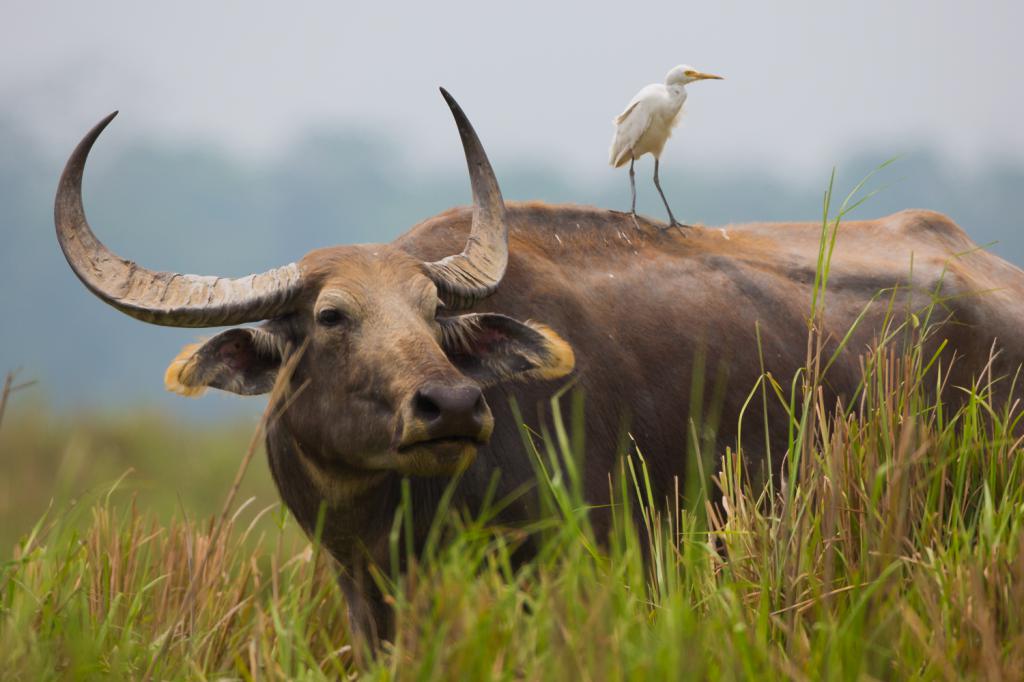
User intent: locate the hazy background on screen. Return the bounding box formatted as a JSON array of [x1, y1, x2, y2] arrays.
[[3, 1, 1023, 417]]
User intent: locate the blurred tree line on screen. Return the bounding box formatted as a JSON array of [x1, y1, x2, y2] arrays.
[[1, 115, 1021, 415]]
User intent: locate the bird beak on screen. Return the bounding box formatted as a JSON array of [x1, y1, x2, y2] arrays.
[[693, 72, 724, 81]]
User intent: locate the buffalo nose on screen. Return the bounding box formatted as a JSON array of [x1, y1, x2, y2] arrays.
[[412, 384, 487, 439]]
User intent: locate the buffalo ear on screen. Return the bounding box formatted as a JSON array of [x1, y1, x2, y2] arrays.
[[164, 327, 285, 397], [439, 313, 575, 387]]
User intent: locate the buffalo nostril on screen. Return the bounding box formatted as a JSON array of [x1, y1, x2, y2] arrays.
[[413, 390, 443, 422], [411, 384, 486, 440]]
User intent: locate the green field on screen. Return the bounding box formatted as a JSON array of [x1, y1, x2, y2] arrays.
[[3, 191, 1024, 680], [4, 342, 1023, 679]]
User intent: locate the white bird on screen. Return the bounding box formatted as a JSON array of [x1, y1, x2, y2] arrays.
[[609, 64, 723, 228]]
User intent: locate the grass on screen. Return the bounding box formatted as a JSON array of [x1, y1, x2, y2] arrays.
[[3, 176, 1024, 679], [0, 405, 293, 557]]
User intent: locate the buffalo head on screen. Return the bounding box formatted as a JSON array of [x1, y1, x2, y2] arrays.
[[55, 90, 574, 476]]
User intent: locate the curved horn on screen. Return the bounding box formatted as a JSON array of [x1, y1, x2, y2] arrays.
[[54, 112, 303, 328], [425, 89, 508, 309]]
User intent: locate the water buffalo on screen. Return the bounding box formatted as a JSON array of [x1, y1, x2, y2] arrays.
[[54, 90, 1024, 644]]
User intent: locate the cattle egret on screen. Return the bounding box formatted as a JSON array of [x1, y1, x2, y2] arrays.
[[609, 64, 723, 228]]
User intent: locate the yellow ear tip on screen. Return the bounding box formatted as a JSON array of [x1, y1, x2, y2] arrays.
[[164, 343, 207, 397], [528, 323, 576, 380]]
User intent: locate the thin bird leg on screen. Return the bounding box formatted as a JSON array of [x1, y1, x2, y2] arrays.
[[629, 158, 641, 230], [653, 158, 686, 230]]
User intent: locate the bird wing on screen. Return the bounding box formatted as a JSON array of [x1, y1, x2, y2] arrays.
[[609, 87, 657, 167], [614, 100, 640, 126]]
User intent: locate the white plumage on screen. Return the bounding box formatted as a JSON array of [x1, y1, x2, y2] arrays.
[[610, 64, 722, 227], [609, 83, 686, 169]]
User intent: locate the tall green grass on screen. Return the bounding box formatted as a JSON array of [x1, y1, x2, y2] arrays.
[[2, 177, 1024, 679]]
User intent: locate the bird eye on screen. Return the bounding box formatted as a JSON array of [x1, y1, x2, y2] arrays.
[[317, 308, 346, 327]]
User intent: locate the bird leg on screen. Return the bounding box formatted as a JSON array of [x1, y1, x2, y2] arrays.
[[628, 158, 641, 231], [653, 159, 687, 230]]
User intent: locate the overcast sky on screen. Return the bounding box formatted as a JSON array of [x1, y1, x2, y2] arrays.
[[4, 1, 1023, 179]]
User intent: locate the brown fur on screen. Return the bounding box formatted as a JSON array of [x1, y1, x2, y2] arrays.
[[159, 201, 1024, 646]]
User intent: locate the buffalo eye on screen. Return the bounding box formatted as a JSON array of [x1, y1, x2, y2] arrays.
[[316, 308, 347, 327]]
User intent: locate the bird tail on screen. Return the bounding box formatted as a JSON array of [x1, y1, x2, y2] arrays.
[[609, 146, 631, 168]]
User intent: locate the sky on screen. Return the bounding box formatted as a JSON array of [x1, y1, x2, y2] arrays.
[[4, 1, 1024, 178]]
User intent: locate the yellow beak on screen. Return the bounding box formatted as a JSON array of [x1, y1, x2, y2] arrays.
[[693, 71, 724, 81]]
